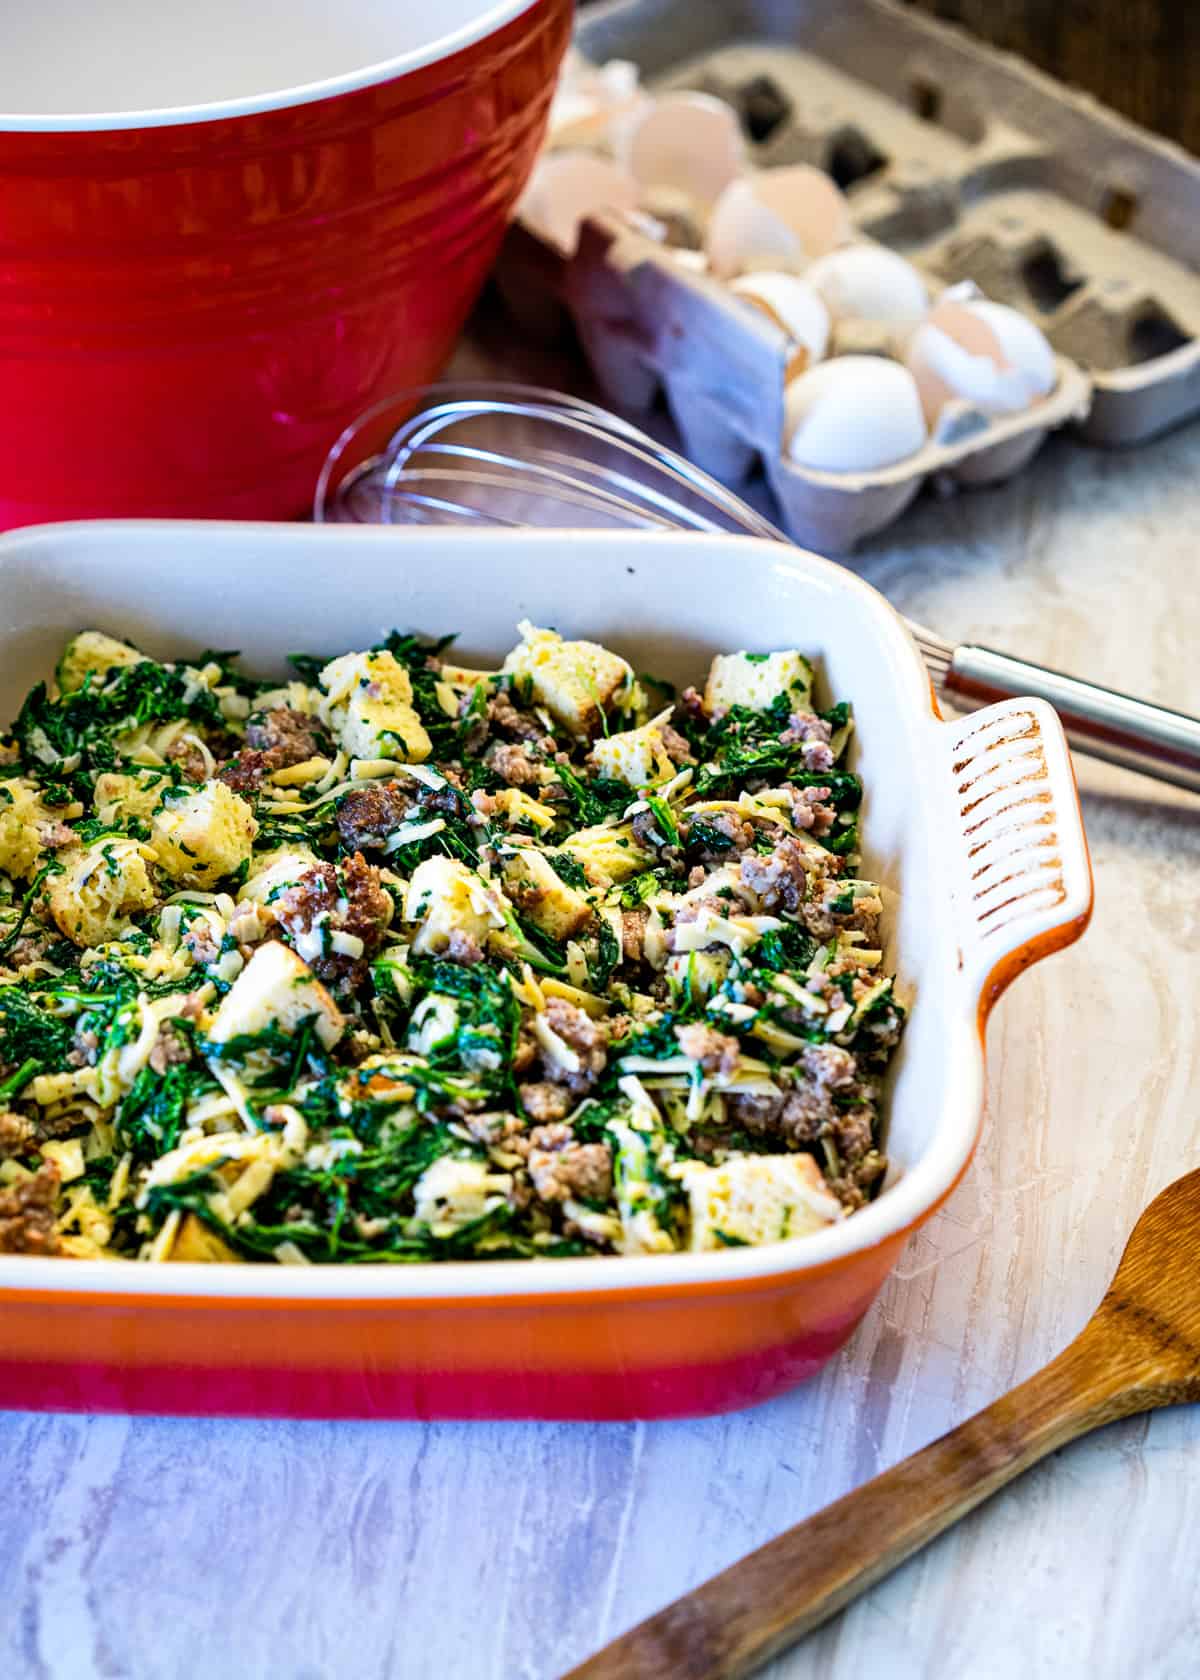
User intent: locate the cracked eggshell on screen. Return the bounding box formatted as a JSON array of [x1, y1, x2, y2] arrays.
[[707, 165, 853, 281], [517, 152, 641, 257], [906, 290, 1057, 426], [548, 51, 650, 150], [616, 91, 745, 209], [806, 244, 929, 325], [785, 356, 928, 473], [730, 271, 831, 378]]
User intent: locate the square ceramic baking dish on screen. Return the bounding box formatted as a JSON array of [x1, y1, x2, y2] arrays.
[[0, 520, 1092, 1419]]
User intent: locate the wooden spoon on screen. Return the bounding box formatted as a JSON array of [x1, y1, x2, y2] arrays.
[[565, 1168, 1200, 1680]]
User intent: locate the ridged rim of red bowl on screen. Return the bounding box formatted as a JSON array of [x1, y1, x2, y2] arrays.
[[0, 0, 544, 132]]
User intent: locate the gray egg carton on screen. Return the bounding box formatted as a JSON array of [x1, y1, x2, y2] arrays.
[[495, 0, 1200, 552]]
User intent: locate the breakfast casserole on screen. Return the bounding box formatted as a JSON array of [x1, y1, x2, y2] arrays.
[[0, 621, 904, 1264]]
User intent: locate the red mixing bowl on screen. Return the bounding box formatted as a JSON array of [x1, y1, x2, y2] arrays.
[[0, 0, 572, 527]]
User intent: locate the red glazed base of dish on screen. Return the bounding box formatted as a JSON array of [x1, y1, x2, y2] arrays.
[[0, 1316, 868, 1421]]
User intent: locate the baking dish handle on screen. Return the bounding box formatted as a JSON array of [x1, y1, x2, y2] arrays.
[[939, 696, 1093, 1023]]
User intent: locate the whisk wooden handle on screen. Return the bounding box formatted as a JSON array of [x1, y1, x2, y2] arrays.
[[564, 1329, 1147, 1680]]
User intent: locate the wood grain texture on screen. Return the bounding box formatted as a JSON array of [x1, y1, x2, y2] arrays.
[[569, 1169, 1200, 1679], [899, 0, 1200, 155], [3, 312, 1200, 1680]]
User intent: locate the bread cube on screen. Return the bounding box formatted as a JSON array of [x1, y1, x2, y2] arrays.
[[501, 847, 593, 939], [47, 837, 159, 947], [55, 629, 145, 695], [93, 769, 171, 828], [704, 650, 814, 715], [0, 779, 60, 881], [150, 781, 258, 886], [558, 822, 653, 886], [403, 856, 506, 956], [208, 940, 344, 1050], [320, 650, 432, 764], [677, 1152, 842, 1250], [590, 719, 676, 789], [502, 621, 631, 736]]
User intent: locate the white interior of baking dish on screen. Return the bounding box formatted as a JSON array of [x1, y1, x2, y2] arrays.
[[0, 0, 541, 130], [0, 522, 1003, 1297]]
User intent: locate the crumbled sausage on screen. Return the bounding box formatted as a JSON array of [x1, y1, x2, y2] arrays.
[[462, 1111, 527, 1149], [66, 1028, 100, 1070], [245, 706, 330, 764], [183, 922, 221, 966], [689, 809, 756, 860], [34, 818, 79, 851], [831, 1107, 875, 1162], [336, 774, 462, 852], [0, 1110, 35, 1158], [273, 852, 392, 992], [658, 723, 695, 766], [621, 908, 648, 963], [802, 879, 882, 944], [218, 707, 330, 794], [163, 735, 209, 782], [739, 836, 814, 914], [335, 781, 412, 850], [488, 691, 546, 743], [542, 998, 608, 1091], [519, 1081, 572, 1123], [445, 929, 484, 965], [149, 1023, 191, 1074], [488, 742, 542, 787], [0, 1163, 60, 1255], [632, 807, 688, 860], [675, 1022, 741, 1076], [779, 711, 834, 771], [726, 1044, 863, 1148], [785, 784, 837, 838], [217, 750, 277, 794], [527, 1124, 613, 1203]]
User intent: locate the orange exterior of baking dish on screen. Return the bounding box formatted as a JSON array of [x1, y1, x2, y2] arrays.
[[0, 524, 1095, 1422], [1, 1230, 922, 1419], [0, 745, 1090, 1422]]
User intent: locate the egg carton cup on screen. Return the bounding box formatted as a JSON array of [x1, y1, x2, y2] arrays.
[[496, 0, 1200, 550], [497, 213, 1091, 552]]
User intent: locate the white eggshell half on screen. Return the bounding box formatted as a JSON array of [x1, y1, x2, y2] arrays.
[[518, 152, 641, 257], [968, 301, 1057, 391], [617, 91, 745, 208], [785, 356, 928, 473], [706, 178, 806, 280], [707, 166, 852, 281], [906, 295, 1057, 424], [730, 272, 831, 363], [806, 244, 929, 323]]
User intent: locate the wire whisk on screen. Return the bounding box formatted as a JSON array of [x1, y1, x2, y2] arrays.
[[316, 382, 1200, 793]]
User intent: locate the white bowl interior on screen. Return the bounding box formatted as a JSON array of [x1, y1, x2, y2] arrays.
[[0, 521, 983, 1295], [0, 0, 536, 128]]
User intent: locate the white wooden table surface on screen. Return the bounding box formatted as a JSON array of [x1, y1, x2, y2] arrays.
[[3, 313, 1200, 1680]]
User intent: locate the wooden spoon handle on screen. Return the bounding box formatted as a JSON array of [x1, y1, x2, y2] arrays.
[[565, 1330, 1148, 1680]]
